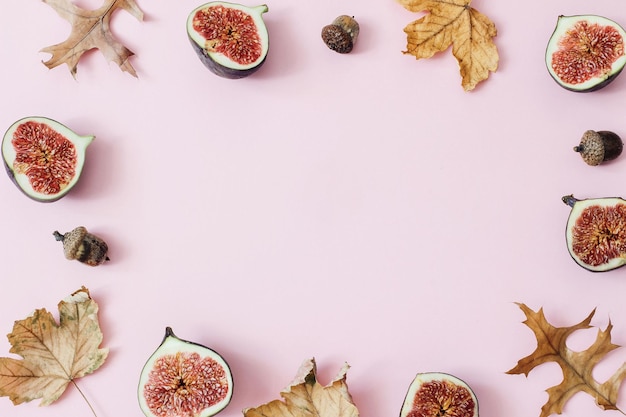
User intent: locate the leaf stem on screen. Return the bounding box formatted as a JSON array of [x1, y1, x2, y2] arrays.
[[71, 380, 98, 417]]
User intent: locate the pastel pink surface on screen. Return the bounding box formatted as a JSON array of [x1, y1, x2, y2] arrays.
[[2, 1, 626, 417]]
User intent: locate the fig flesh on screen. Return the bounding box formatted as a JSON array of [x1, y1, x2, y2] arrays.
[[187, 2, 269, 79], [400, 372, 478, 417], [563, 195, 626, 272], [545, 15, 626, 92], [1, 116, 93, 202], [138, 327, 233, 417]]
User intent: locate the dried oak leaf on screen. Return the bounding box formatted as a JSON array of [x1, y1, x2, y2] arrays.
[[41, 0, 144, 77], [0, 286, 108, 406], [398, 0, 499, 91], [507, 303, 626, 417], [244, 358, 359, 417]]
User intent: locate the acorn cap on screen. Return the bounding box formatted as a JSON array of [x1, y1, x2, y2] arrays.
[[54, 226, 87, 260], [574, 130, 605, 165], [574, 130, 623, 166]]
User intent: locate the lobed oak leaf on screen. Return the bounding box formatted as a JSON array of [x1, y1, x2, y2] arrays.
[[399, 0, 498, 91], [507, 303, 626, 417], [244, 358, 359, 417], [41, 0, 144, 77], [0, 286, 108, 407]]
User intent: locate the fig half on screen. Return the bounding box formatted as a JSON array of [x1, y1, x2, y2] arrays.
[[546, 15, 626, 92], [187, 2, 269, 79], [400, 372, 478, 417], [563, 195, 626, 272], [1, 116, 93, 202], [138, 327, 233, 417]]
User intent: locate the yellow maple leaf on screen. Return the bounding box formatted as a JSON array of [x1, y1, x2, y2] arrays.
[[0, 287, 108, 407], [41, 0, 144, 77], [507, 303, 626, 417], [399, 0, 499, 91], [244, 358, 359, 417]]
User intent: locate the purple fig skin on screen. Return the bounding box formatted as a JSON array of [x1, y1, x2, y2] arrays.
[[188, 36, 267, 79], [4, 156, 60, 202], [562, 195, 578, 207], [550, 71, 622, 93]]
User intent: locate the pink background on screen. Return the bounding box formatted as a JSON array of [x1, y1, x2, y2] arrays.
[[2, 1, 626, 416]]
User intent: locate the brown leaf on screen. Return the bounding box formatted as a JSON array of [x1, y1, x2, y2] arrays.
[[507, 303, 626, 417], [0, 286, 108, 406], [244, 358, 359, 417], [41, 0, 144, 77], [399, 0, 498, 91]]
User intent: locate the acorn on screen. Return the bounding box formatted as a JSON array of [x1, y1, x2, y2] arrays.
[[321, 15, 359, 54], [574, 130, 623, 165], [53, 226, 109, 266]]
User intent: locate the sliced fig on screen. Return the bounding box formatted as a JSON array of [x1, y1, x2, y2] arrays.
[[1, 116, 93, 202], [187, 2, 269, 79], [400, 372, 478, 417], [138, 327, 233, 417], [546, 15, 626, 92], [563, 195, 626, 272]]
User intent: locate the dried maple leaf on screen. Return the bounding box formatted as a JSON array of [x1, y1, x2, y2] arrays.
[[0, 286, 108, 408], [398, 0, 499, 91], [507, 303, 626, 417], [41, 0, 144, 77], [244, 358, 359, 417]]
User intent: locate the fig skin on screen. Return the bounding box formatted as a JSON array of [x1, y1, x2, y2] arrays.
[[189, 41, 268, 79], [1, 116, 94, 202], [187, 2, 269, 79]]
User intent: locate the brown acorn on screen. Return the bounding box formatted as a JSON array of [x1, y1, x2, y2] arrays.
[[53, 226, 109, 266], [321, 15, 360, 53], [574, 130, 623, 165]]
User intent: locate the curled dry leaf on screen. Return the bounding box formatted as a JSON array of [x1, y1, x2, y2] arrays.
[[41, 0, 144, 77], [398, 0, 499, 91], [507, 303, 626, 417], [244, 358, 359, 417], [0, 286, 108, 407]]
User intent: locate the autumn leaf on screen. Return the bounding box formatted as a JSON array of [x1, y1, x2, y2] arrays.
[[398, 0, 498, 91], [244, 358, 359, 417], [507, 303, 626, 417], [0, 286, 108, 408], [41, 0, 144, 77]]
